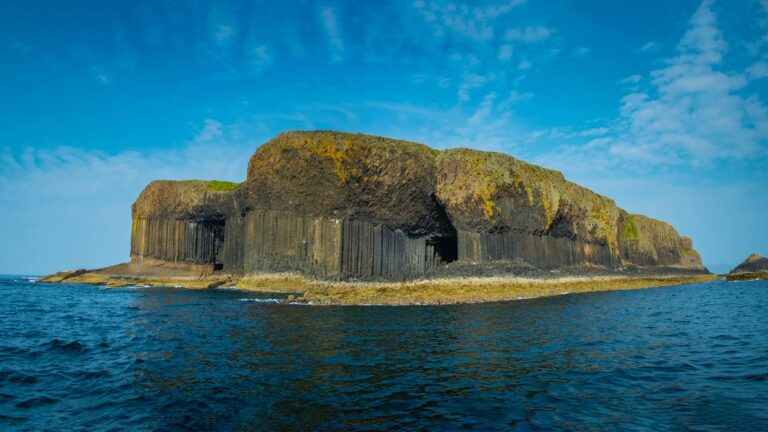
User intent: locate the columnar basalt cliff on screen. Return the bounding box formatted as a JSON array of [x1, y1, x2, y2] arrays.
[[129, 131, 706, 281]]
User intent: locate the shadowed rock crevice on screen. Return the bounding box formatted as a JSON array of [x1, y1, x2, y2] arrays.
[[128, 131, 707, 280]]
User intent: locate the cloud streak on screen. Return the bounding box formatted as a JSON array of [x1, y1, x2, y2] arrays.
[[0, 120, 253, 274], [611, 0, 767, 165], [320, 6, 345, 62]]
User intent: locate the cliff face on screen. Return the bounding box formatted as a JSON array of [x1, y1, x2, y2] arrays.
[[129, 131, 706, 280]]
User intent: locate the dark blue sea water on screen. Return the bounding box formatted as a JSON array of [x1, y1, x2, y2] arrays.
[[0, 276, 766, 431]]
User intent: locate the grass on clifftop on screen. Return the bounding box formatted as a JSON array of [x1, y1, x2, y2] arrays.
[[205, 180, 239, 191]]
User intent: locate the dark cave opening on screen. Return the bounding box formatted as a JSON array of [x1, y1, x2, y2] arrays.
[[428, 193, 459, 265], [433, 235, 458, 264]]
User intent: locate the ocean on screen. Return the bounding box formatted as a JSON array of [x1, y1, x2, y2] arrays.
[[1, 275, 766, 430]]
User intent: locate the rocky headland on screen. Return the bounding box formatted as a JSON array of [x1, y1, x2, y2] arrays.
[[42, 131, 715, 304], [726, 253, 768, 281]]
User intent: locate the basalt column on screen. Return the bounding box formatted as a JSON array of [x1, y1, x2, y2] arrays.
[[130, 217, 224, 265], [339, 219, 451, 280], [222, 209, 342, 277]]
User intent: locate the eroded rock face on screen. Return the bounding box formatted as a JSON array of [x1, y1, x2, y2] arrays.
[[238, 131, 452, 236], [129, 131, 707, 279]]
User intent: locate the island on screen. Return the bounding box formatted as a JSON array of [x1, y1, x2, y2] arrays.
[[42, 131, 716, 304], [726, 253, 768, 281]]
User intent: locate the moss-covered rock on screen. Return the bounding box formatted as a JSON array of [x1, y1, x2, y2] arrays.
[[434, 148, 620, 252], [238, 131, 449, 236], [132, 180, 239, 220]]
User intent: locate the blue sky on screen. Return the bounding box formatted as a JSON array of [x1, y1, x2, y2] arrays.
[[1, 0, 766, 274]]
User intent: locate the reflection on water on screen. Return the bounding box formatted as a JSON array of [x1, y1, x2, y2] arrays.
[[1, 277, 767, 430]]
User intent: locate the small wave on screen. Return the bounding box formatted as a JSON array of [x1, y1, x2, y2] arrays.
[[116, 284, 151, 289], [40, 339, 88, 354], [239, 298, 283, 303], [744, 373, 767, 382], [15, 396, 60, 409], [0, 370, 38, 385]]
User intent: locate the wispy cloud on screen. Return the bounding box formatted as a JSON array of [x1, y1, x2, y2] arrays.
[[640, 41, 659, 52], [411, 0, 527, 41], [320, 6, 345, 62], [89, 65, 112, 85], [571, 46, 590, 57], [504, 26, 554, 43], [458, 73, 489, 101], [0, 120, 254, 273], [611, 0, 767, 165], [621, 74, 642, 84], [538, 0, 768, 169], [247, 43, 272, 75]]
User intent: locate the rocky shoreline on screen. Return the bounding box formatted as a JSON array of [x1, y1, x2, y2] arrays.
[[40, 264, 718, 306]]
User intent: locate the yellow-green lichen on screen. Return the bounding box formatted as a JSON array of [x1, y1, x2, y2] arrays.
[[623, 214, 639, 242], [312, 134, 361, 182], [590, 203, 618, 253]]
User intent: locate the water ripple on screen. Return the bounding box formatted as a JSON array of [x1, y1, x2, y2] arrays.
[[1, 277, 767, 430]]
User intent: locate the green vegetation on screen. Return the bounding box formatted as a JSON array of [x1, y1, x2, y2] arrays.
[[623, 214, 639, 241], [205, 180, 239, 192]]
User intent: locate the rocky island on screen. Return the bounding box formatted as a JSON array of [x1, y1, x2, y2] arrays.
[[726, 253, 768, 281], [42, 131, 715, 304]]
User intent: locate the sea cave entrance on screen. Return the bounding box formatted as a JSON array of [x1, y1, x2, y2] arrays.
[[433, 234, 458, 264]]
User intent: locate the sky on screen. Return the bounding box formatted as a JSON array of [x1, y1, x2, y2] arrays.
[[1, 0, 766, 275]]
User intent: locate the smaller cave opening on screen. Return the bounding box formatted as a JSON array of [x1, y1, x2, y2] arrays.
[[433, 235, 458, 264], [427, 193, 459, 265]]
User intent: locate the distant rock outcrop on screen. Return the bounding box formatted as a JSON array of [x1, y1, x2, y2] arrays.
[[727, 253, 768, 281], [128, 131, 707, 281]]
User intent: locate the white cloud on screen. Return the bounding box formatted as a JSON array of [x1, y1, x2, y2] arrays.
[[518, 59, 531, 70], [89, 65, 112, 85], [498, 44, 513, 60], [504, 26, 554, 43], [504, 90, 534, 104], [621, 74, 642, 84], [411, 0, 527, 41], [748, 61, 768, 79], [0, 120, 255, 274], [367, 92, 524, 154], [320, 6, 345, 62], [578, 127, 610, 137], [247, 43, 272, 74], [458, 73, 488, 101], [208, 3, 238, 48], [213, 25, 236, 44], [611, 0, 767, 165], [640, 41, 659, 52], [571, 46, 590, 57], [539, 0, 768, 169]]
